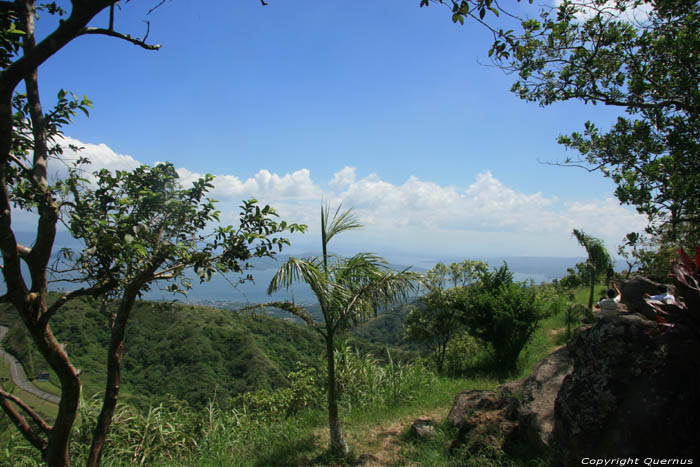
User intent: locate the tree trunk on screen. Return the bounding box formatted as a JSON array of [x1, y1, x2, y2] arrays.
[[21, 298, 81, 467], [325, 333, 348, 457], [588, 274, 595, 310], [87, 287, 139, 466]]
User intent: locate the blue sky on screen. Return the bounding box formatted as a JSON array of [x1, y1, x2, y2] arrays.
[[22, 0, 647, 259]]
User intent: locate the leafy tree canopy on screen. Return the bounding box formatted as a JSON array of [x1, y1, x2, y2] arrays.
[[499, 0, 700, 243]]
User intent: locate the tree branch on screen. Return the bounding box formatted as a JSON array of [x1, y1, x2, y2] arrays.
[[43, 283, 111, 325], [0, 388, 52, 433], [80, 27, 161, 50], [0, 389, 49, 452], [0, 1, 115, 92]]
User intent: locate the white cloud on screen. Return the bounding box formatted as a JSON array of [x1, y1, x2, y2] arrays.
[[55, 135, 142, 174], [329, 166, 356, 189], [35, 136, 648, 257], [552, 0, 653, 24]]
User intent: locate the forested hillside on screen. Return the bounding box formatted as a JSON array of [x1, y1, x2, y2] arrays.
[[1, 294, 419, 409], [1, 295, 326, 408]]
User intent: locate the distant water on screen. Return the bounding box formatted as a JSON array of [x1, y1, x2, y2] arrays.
[[145, 255, 594, 304], [1, 242, 625, 304]]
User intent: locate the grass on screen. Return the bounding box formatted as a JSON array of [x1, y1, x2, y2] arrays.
[[573, 283, 608, 306]]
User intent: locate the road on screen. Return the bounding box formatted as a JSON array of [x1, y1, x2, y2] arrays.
[[0, 325, 60, 404]]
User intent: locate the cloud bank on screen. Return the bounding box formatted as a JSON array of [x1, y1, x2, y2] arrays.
[[28, 137, 647, 257]]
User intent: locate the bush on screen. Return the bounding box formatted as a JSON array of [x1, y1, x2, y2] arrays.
[[443, 332, 483, 376], [453, 264, 547, 371]]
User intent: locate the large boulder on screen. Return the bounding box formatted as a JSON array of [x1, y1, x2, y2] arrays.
[[518, 346, 574, 451], [447, 346, 574, 454], [552, 314, 700, 465], [447, 389, 520, 453]]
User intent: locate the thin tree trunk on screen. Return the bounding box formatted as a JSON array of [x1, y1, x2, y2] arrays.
[[87, 287, 139, 466], [588, 274, 595, 310], [325, 333, 348, 457], [20, 298, 81, 466]]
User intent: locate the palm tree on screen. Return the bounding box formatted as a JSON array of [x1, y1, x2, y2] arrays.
[[267, 203, 419, 457], [573, 229, 613, 309]]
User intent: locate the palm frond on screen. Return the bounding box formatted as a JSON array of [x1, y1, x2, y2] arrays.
[[335, 268, 420, 331], [321, 203, 362, 247], [268, 256, 322, 294], [267, 256, 343, 317], [334, 253, 389, 285]]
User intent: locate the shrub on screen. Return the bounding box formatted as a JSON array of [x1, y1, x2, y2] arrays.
[[453, 264, 547, 371], [443, 332, 483, 376]]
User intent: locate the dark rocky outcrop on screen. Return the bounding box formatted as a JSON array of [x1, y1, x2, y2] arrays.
[[447, 346, 574, 454], [552, 314, 700, 465], [446, 314, 700, 464]]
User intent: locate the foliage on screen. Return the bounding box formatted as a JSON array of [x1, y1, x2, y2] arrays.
[[232, 363, 325, 422], [4, 292, 579, 466], [266, 203, 419, 456], [572, 228, 613, 309], [500, 0, 700, 244], [349, 303, 421, 354], [406, 260, 488, 371], [442, 332, 483, 376], [646, 244, 700, 338], [424, 260, 489, 290], [453, 264, 547, 370], [1, 3, 194, 464], [63, 163, 303, 296], [405, 290, 461, 371]]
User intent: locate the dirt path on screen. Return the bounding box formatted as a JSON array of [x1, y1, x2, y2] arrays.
[[0, 325, 60, 404]]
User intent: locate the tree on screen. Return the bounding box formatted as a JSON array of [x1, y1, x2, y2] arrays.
[[60, 163, 303, 466], [405, 260, 487, 370], [266, 204, 418, 457], [499, 0, 700, 246], [0, 2, 168, 464], [449, 259, 489, 287], [452, 263, 546, 370], [572, 228, 613, 309], [1, 3, 295, 464]]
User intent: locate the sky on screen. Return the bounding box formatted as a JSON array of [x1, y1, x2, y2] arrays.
[[20, 0, 648, 260]]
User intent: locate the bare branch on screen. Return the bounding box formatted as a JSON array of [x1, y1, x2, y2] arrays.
[[0, 389, 52, 433], [539, 158, 606, 172], [80, 27, 161, 50], [147, 0, 168, 15], [8, 153, 31, 173], [0, 389, 49, 452], [43, 283, 111, 325]]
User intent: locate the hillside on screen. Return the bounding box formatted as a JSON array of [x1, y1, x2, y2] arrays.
[[1, 294, 422, 409], [1, 295, 326, 408]]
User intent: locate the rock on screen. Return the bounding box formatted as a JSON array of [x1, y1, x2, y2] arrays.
[[447, 389, 519, 453], [446, 347, 574, 455], [409, 418, 436, 439], [518, 346, 573, 451], [619, 276, 674, 320], [355, 453, 380, 466], [552, 314, 700, 465]]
